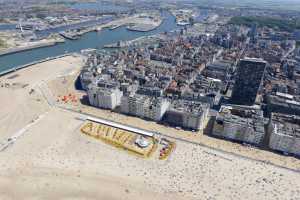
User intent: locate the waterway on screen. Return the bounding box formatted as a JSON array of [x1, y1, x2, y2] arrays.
[[0, 24, 16, 31], [0, 11, 179, 73]]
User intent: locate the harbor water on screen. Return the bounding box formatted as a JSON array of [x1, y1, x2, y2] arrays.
[[0, 11, 179, 73]]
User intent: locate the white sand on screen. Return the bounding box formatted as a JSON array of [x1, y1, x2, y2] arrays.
[[0, 55, 300, 199], [0, 54, 83, 141], [48, 72, 300, 171], [0, 109, 299, 199]]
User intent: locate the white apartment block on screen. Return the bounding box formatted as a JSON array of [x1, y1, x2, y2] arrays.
[[121, 94, 170, 121], [268, 113, 300, 156], [212, 105, 265, 145], [87, 84, 123, 110], [164, 101, 210, 130]]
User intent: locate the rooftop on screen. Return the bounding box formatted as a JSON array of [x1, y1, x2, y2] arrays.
[[217, 105, 265, 131], [170, 100, 209, 115], [87, 116, 155, 137], [272, 113, 300, 138]]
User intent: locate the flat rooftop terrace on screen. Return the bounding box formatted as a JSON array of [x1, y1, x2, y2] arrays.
[[87, 116, 155, 137]]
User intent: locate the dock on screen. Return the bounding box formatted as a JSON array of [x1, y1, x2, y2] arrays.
[[59, 27, 97, 40], [126, 20, 163, 32], [59, 31, 80, 40]]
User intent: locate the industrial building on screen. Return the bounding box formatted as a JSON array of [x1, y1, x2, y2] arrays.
[[212, 105, 266, 145], [120, 94, 170, 121], [87, 81, 123, 110], [231, 58, 267, 105], [268, 113, 300, 156], [164, 100, 210, 130]]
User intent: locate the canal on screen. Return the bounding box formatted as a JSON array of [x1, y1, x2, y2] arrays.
[[0, 11, 179, 73]]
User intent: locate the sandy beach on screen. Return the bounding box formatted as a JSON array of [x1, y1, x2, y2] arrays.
[[0, 55, 300, 200]]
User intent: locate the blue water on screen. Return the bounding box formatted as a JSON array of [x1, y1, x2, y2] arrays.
[[0, 24, 16, 30], [0, 11, 178, 73]]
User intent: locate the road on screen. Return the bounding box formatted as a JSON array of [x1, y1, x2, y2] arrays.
[[1, 73, 299, 175], [0, 112, 47, 152], [56, 103, 300, 174]]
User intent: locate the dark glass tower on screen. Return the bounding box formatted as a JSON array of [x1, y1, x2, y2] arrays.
[[231, 58, 267, 105]]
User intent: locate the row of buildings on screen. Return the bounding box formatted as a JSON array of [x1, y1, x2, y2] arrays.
[[212, 105, 300, 156], [79, 21, 300, 157], [210, 24, 300, 156], [213, 105, 265, 145], [86, 81, 209, 130], [81, 36, 216, 131]]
